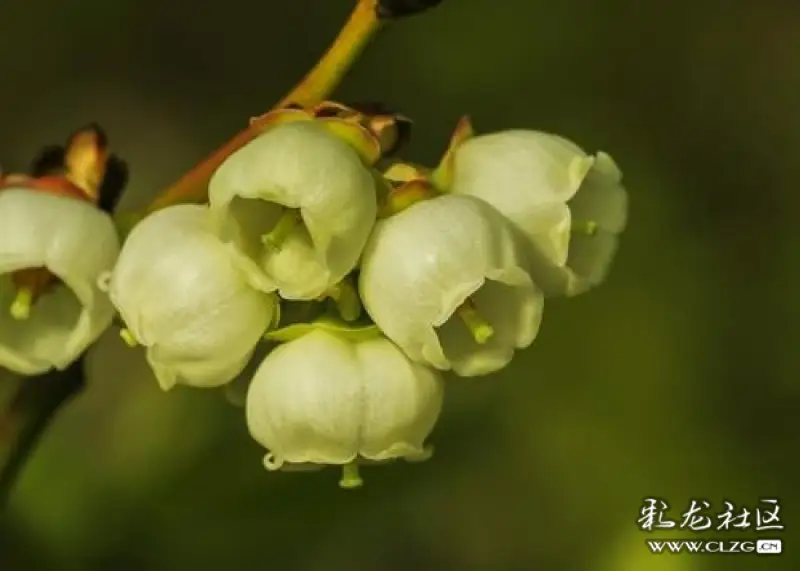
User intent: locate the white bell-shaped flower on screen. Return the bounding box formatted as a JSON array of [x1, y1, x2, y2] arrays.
[[449, 129, 628, 296], [359, 194, 544, 377], [208, 121, 378, 300], [106, 204, 277, 390], [0, 188, 119, 375], [246, 328, 443, 487]]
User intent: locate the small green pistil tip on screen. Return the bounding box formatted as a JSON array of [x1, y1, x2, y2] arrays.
[[573, 220, 598, 236], [456, 299, 494, 345], [262, 209, 300, 250], [339, 462, 364, 489], [9, 287, 33, 320], [120, 328, 138, 347]]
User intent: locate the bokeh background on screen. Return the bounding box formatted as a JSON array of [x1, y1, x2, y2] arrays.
[[0, 0, 798, 569]]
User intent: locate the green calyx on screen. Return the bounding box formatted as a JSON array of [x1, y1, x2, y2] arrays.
[[378, 178, 440, 218], [375, 116, 474, 217], [251, 106, 383, 167], [310, 101, 412, 161], [264, 315, 380, 343], [430, 115, 475, 191]]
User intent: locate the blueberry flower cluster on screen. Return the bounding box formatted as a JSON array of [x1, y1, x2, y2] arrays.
[[100, 104, 628, 487], [0, 0, 628, 491]]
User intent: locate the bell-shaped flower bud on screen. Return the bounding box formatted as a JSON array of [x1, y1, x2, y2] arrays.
[[105, 205, 277, 390], [246, 327, 443, 488]]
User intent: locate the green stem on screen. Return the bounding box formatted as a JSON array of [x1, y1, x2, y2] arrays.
[[145, 0, 384, 213], [0, 358, 86, 508]]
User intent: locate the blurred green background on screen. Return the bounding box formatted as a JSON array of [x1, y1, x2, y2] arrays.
[[0, 0, 798, 569]]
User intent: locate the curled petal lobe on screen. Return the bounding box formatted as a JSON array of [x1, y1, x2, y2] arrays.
[[357, 336, 443, 460], [0, 188, 119, 375]]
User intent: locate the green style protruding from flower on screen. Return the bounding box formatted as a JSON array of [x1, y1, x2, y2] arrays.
[[572, 220, 598, 236], [359, 194, 544, 377], [339, 462, 364, 489], [261, 208, 301, 251], [455, 298, 494, 345], [119, 328, 138, 347], [9, 287, 32, 321]]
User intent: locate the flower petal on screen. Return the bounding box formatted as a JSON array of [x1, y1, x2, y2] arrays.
[[568, 151, 628, 234], [564, 229, 620, 296], [452, 129, 592, 207], [356, 337, 443, 460], [245, 330, 363, 466]]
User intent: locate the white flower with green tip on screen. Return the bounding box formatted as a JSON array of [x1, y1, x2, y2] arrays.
[[0, 188, 119, 375], [446, 128, 628, 296], [359, 194, 544, 377], [208, 121, 378, 300], [105, 204, 277, 391], [246, 323, 443, 488]]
